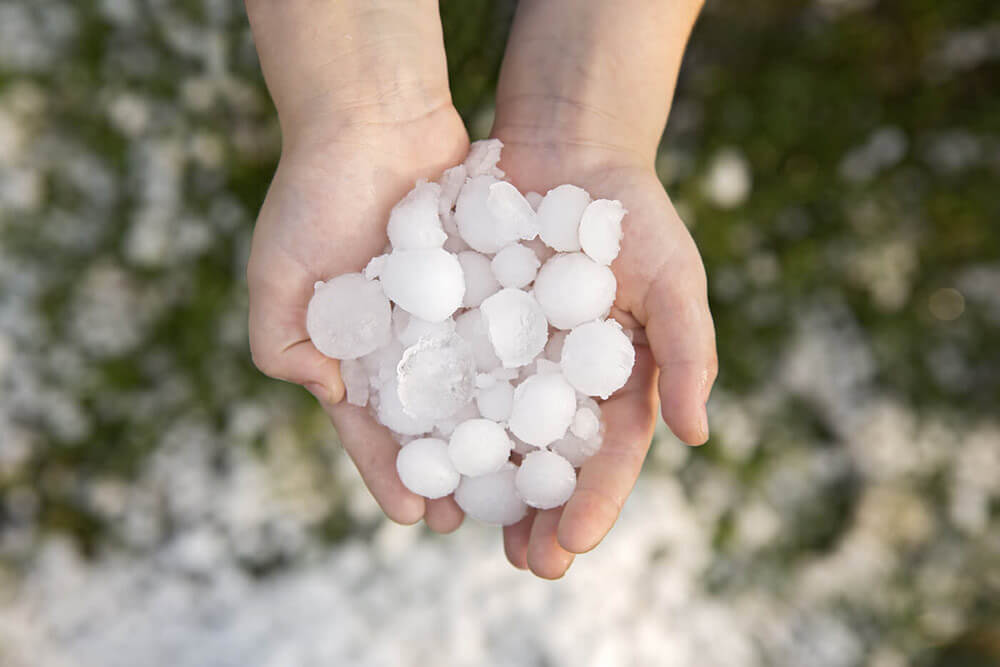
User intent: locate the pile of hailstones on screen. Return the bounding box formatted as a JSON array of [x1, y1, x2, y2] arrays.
[[307, 140, 635, 527]]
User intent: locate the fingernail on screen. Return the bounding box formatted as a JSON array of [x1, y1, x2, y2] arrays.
[[304, 382, 328, 404]]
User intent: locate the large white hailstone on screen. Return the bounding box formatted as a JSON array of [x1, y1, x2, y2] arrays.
[[457, 251, 500, 307], [480, 289, 549, 368], [487, 181, 538, 242], [491, 243, 540, 289], [376, 377, 435, 435], [396, 438, 460, 499], [578, 199, 626, 265], [454, 463, 527, 526], [386, 180, 447, 250], [536, 184, 590, 251], [340, 358, 369, 407], [571, 398, 601, 440], [448, 418, 513, 476], [550, 430, 602, 468], [396, 333, 475, 421], [438, 164, 467, 216], [560, 319, 636, 399], [454, 310, 501, 372], [533, 253, 617, 329], [515, 450, 577, 509], [307, 273, 392, 359], [454, 175, 502, 253], [392, 308, 455, 348], [380, 248, 465, 322], [508, 372, 576, 447], [475, 378, 514, 422], [464, 138, 504, 177]]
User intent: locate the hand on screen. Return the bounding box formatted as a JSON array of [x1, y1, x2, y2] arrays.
[[496, 140, 718, 578], [246, 109, 470, 532]]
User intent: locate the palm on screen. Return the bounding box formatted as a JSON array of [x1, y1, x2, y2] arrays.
[[496, 142, 718, 577], [247, 108, 470, 530]]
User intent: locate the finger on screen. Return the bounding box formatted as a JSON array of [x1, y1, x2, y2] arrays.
[[503, 510, 535, 570], [423, 496, 465, 534], [247, 256, 345, 404], [527, 507, 575, 579], [643, 252, 717, 445], [557, 345, 658, 554], [325, 402, 425, 525]]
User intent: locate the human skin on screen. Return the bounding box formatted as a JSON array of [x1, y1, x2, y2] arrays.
[[243, 0, 716, 573]]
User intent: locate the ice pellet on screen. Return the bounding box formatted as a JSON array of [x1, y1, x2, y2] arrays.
[[454, 175, 504, 253], [458, 251, 500, 308], [561, 319, 636, 399], [508, 372, 576, 447], [491, 243, 540, 289], [453, 463, 527, 526], [479, 289, 549, 368], [448, 418, 513, 477], [386, 180, 447, 250], [475, 379, 514, 422], [571, 399, 601, 440], [533, 253, 617, 329], [578, 199, 626, 265], [307, 273, 392, 360], [487, 181, 538, 242], [515, 450, 576, 510], [380, 248, 465, 322], [397, 333, 476, 421], [396, 438, 460, 499], [536, 184, 590, 251]]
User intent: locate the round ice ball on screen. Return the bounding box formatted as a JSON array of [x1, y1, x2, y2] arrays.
[[476, 378, 514, 422], [306, 273, 392, 360], [486, 181, 537, 242], [508, 372, 576, 447], [397, 333, 476, 421], [480, 289, 548, 368], [386, 180, 447, 250], [571, 398, 602, 440], [380, 248, 465, 322], [561, 319, 635, 399], [536, 184, 590, 252], [515, 450, 577, 509], [491, 243, 540, 289], [396, 438, 460, 499], [448, 418, 512, 476], [533, 253, 616, 330], [454, 463, 528, 526], [455, 174, 505, 253], [458, 251, 500, 308], [578, 199, 626, 265]]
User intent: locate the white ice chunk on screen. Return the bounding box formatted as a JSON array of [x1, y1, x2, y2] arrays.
[[454, 310, 501, 372], [397, 333, 476, 421], [480, 289, 549, 368], [457, 250, 500, 308], [438, 164, 467, 216], [386, 180, 447, 250], [340, 358, 369, 407], [536, 184, 590, 251], [550, 430, 602, 468], [364, 253, 388, 280], [448, 418, 513, 477], [579, 198, 626, 265], [533, 253, 617, 329], [487, 181, 538, 242], [491, 243, 540, 289], [515, 450, 576, 509], [376, 377, 434, 435], [396, 438, 460, 499], [464, 139, 504, 177], [570, 398, 601, 440], [453, 463, 527, 526], [381, 248, 465, 322], [455, 175, 523, 253], [393, 308, 455, 348], [475, 379, 514, 422], [561, 319, 635, 399], [307, 273, 392, 360], [508, 372, 576, 447], [524, 191, 543, 210]]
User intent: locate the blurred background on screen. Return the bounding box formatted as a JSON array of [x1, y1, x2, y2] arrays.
[[0, 0, 998, 665]]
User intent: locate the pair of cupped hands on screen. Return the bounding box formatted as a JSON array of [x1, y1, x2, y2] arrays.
[[246, 5, 716, 580]]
